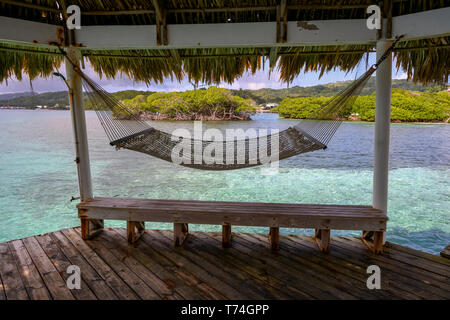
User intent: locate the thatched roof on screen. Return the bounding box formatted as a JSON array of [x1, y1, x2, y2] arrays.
[[0, 0, 448, 85]]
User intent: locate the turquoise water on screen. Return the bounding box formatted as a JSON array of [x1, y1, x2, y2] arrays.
[[0, 110, 448, 254]]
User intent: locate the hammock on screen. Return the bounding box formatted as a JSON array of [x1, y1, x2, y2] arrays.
[[58, 38, 400, 171]]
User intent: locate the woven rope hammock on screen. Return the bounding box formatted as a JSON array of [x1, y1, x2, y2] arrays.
[[58, 38, 400, 171]]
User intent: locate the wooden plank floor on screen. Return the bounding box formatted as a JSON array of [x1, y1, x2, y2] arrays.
[[0, 227, 448, 300]]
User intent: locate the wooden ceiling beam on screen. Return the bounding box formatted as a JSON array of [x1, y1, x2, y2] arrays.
[[0, 0, 412, 17], [1, 8, 449, 49]]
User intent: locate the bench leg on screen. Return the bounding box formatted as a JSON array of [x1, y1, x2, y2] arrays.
[[314, 229, 330, 253], [127, 221, 145, 245], [174, 223, 188, 247], [362, 231, 384, 254], [269, 227, 279, 251], [80, 218, 104, 240], [222, 223, 232, 248]]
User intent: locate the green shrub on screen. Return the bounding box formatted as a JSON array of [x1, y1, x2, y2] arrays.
[[278, 89, 449, 122], [113, 87, 255, 118]]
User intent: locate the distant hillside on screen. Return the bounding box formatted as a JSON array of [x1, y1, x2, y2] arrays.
[[0, 79, 445, 109], [0, 92, 34, 100], [277, 89, 450, 122], [0, 90, 154, 109], [231, 78, 445, 105], [0, 91, 70, 109]]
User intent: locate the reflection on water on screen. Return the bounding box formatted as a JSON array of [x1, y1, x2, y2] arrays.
[[0, 110, 448, 254]]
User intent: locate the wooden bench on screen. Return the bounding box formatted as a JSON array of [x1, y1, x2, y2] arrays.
[[77, 197, 388, 253]]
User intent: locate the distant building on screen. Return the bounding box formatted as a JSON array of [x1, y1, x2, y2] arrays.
[[262, 103, 278, 110]]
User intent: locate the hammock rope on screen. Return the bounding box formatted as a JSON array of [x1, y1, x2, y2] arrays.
[[57, 37, 402, 170]]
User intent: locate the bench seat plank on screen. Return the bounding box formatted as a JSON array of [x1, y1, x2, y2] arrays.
[[78, 197, 387, 231]]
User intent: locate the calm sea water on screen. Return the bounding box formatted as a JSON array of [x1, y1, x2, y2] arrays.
[[0, 110, 448, 254]]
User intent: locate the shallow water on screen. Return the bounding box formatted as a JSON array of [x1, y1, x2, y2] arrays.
[[0, 110, 448, 254]]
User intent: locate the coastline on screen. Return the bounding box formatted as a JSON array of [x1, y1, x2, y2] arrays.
[[277, 115, 449, 124], [0, 109, 447, 123]]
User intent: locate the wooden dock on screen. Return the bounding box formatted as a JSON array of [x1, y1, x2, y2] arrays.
[[0, 227, 448, 300]]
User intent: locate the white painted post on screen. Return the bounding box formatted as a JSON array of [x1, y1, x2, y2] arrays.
[[373, 39, 393, 242], [65, 47, 93, 201]]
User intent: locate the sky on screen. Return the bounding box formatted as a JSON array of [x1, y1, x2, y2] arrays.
[[0, 53, 408, 94]]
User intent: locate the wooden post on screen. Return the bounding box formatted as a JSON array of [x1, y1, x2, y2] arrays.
[[269, 227, 279, 251], [174, 223, 188, 246], [66, 46, 103, 239], [367, 38, 394, 253], [127, 221, 145, 244], [314, 229, 331, 253], [222, 223, 232, 248], [362, 231, 384, 254]]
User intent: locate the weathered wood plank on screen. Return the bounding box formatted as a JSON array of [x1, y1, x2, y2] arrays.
[[200, 232, 315, 299], [441, 245, 450, 260], [210, 232, 348, 299], [158, 230, 293, 299], [35, 234, 97, 300], [49, 230, 118, 300], [0, 228, 447, 300], [385, 241, 450, 266], [342, 237, 450, 283], [96, 230, 178, 299], [113, 228, 214, 299], [283, 235, 412, 299], [61, 228, 138, 300], [8, 240, 51, 300], [74, 229, 160, 299], [296, 235, 436, 300], [243, 233, 371, 300], [332, 237, 450, 299], [79, 197, 384, 214], [0, 243, 29, 300], [185, 231, 312, 299], [78, 197, 387, 231], [21, 236, 75, 300], [138, 230, 243, 299], [252, 233, 388, 300]]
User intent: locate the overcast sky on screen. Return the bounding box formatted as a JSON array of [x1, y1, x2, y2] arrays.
[[0, 53, 408, 94]]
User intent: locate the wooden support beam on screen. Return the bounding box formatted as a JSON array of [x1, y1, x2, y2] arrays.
[[269, 227, 279, 251], [152, 0, 167, 45], [222, 223, 232, 248], [362, 231, 384, 254], [276, 0, 288, 43], [2, 8, 450, 49], [174, 223, 188, 247], [126, 221, 145, 244], [385, 0, 393, 39], [80, 217, 103, 240], [314, 229, 331, 253]]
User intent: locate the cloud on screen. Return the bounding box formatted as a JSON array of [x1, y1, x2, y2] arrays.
[[393, 70, 408, 80]]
